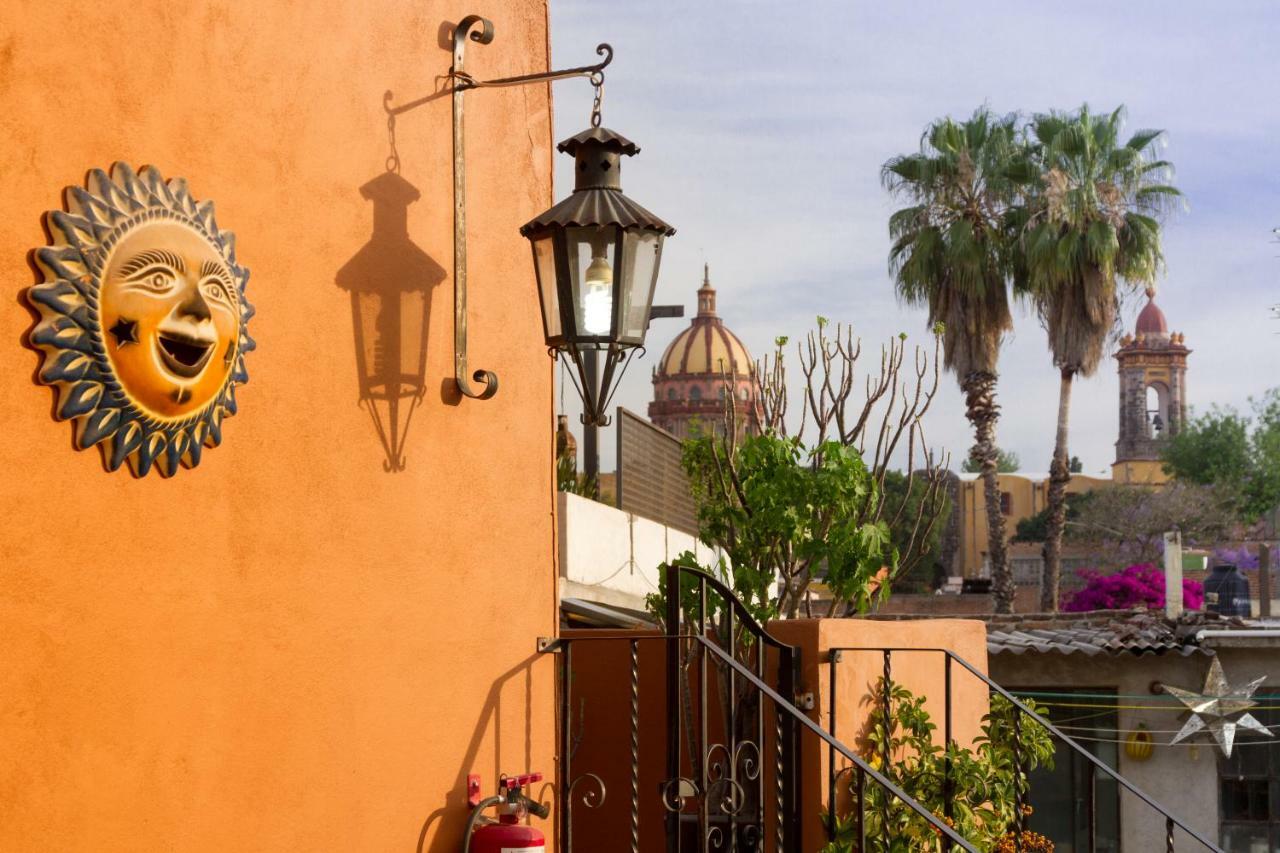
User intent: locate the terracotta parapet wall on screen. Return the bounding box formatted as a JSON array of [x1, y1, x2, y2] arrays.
[[768, 618, 991, 851]]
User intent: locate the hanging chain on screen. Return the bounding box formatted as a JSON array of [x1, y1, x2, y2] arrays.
[[589, 71, 605, 128], [386, 112, 401, 173]]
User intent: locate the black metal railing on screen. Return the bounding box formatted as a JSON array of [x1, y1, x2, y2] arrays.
[[540, 565, 978, 852], [826, 647, 1226, 853]]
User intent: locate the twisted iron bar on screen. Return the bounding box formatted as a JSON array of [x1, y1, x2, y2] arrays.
[[775, 707, 784, 853], [630, 640, 640, 853]]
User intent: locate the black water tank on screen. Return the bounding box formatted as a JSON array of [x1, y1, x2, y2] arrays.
[[1203, 564, 1252, 617]]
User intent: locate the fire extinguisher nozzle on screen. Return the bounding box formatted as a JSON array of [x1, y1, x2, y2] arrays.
[[522, 796, 551, 820]]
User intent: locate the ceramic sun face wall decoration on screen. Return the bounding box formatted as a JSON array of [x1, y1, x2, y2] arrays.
[[26, 163, 254, 477]]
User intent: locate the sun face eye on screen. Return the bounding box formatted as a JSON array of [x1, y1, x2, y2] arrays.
[[126, 265, 177, 293], [201, 277, 235, 307]]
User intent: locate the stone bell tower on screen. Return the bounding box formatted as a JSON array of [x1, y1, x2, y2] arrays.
[[1113, 286, 1190, 484]]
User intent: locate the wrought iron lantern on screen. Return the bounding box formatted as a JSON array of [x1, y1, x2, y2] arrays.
[[521, 127, 675, 426]]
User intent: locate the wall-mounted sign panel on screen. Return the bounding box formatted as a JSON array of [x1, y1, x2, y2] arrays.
[[26, 163, 254, 477]]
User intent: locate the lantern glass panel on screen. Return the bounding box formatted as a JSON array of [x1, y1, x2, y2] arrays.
[[618, 229, 663, 344], [531, 234, 561, 340], [567, 225, 619, 340]]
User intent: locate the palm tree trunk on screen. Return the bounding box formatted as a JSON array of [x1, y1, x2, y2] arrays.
[[1040, 368, 1075, 611], [963, 370, 1013, 613]]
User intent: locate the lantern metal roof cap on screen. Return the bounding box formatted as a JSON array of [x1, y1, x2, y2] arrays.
[[520, 190, 675, 236], [556, 126, 640, 156], [520, 125, 675, 237]]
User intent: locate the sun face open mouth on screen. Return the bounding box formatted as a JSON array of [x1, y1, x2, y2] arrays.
[[156, 331, 215, 378]]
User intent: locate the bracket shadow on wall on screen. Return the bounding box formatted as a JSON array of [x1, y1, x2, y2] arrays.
[[383, 14, 615, 403], [336, 172, 444, 472]]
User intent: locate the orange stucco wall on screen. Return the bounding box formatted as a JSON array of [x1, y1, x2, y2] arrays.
[[0, 3, 558, 851], [769, 618, 990, 852]]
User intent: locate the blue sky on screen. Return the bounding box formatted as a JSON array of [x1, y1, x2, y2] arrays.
[[549, 0, 1280, 475]]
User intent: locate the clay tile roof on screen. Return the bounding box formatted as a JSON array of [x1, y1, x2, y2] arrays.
[[984, 610, 1250, 657]]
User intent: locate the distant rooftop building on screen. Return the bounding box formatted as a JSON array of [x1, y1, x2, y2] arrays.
[[648, 265, 761, 439]]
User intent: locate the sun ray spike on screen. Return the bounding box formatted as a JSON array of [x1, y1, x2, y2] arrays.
[[194, 200, 217, 234], [91, 167, 141, 216], [221, 231, 238, 266], [109, 162, 147, 206], [138, 165, 174, 208], [77, 407, 122, 449]]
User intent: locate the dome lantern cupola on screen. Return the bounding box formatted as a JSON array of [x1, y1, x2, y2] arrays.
[[697, 263, 717, 317]]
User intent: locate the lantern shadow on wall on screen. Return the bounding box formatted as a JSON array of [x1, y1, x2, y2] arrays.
[[336, 171, 445, 472]]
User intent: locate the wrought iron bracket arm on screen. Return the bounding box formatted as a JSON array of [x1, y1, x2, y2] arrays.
[[451, 42, 613, 92], [383, 14, 614, 403]]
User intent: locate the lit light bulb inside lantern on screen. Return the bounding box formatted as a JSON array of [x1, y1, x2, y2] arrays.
[[581, 248, 613, 336]]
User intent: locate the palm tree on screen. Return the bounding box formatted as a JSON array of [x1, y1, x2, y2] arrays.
[[884, 108, 1021, 613], [1018, 105, 1180, 610]]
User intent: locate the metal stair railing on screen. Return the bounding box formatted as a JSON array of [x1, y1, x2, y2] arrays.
[[827, 646, 1226, 853], [540, 564, 981, 852], [696, 634, 977, 852]]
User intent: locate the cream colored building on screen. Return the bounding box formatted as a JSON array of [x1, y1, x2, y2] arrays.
[[953, 471, 1111, 579]]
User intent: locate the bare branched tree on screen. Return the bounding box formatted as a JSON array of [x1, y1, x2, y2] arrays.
[[691, 321, 951, 617]]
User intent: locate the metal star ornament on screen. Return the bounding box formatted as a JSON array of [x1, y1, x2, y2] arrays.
[[1166, 657, 1272, 757]]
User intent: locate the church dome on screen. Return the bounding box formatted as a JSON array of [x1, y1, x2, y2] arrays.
[[656, 266, 753, 378], [648, 265, 761, 440], [1135, 287, 1168, 335]]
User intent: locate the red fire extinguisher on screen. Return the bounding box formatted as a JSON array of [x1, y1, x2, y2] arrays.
[[463, 772, 549, 853]]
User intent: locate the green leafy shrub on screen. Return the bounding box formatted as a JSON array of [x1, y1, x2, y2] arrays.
[[821, 680, 1055, 852]]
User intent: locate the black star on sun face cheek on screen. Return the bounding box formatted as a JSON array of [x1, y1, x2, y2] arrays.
[[108, 317, 139, 347]]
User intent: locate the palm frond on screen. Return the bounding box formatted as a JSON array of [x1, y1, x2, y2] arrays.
[[882, 106, 1019, 377], [1017, 104, 1180, 377], [1125, 128, 1165, 154]]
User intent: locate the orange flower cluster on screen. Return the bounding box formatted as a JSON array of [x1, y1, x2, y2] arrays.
[[994, 830, 1054, 853]]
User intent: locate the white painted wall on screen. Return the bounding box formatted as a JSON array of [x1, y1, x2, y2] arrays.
[[558, 492, 722, 611]]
